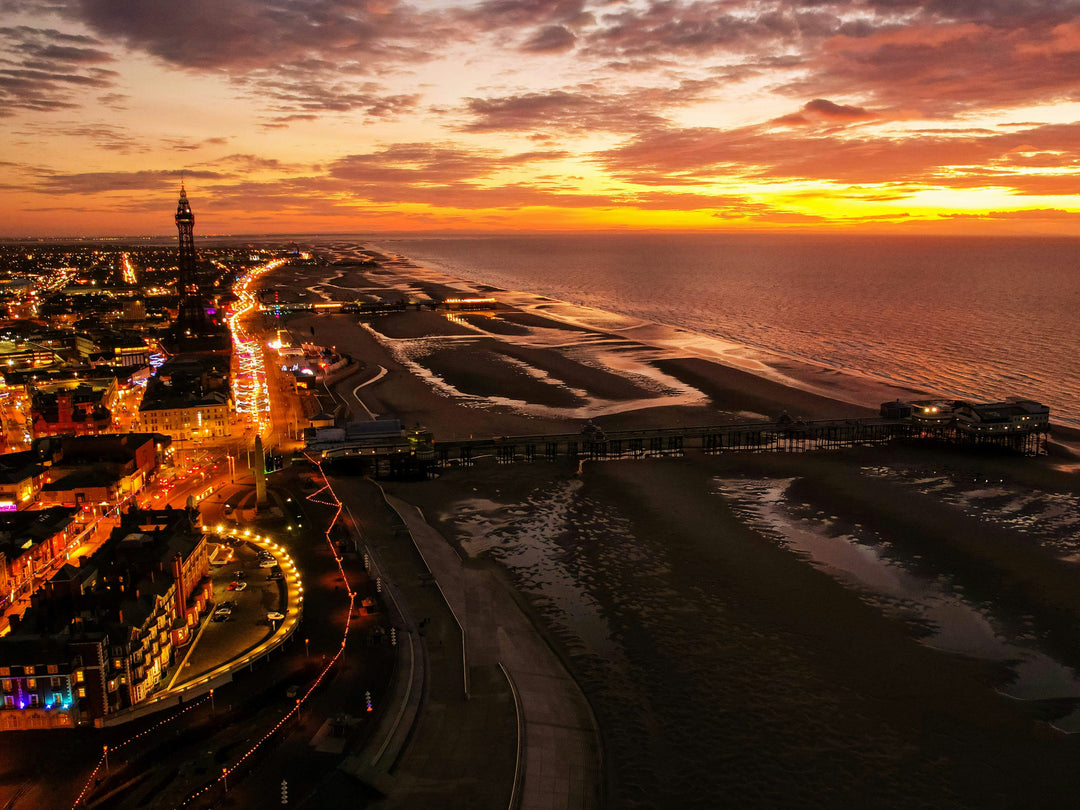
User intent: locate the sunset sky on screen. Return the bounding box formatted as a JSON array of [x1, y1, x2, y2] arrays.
[[4, 0, 1080, 235]]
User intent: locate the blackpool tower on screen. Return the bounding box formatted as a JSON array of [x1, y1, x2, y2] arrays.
[[167, 183, 231, 354], [175, 182, 197, 301]]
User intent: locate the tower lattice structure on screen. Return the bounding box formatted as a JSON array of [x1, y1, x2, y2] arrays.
[[175, 183, 198, 302]]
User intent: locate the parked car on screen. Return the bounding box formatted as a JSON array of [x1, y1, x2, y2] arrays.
[[259, 558, 276, 568], [235, 581, 248, 591]]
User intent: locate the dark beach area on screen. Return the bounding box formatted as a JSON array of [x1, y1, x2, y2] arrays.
[[267, 246, 1080, 808]]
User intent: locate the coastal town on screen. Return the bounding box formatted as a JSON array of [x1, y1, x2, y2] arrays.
[[0, 190, 1076, 810]]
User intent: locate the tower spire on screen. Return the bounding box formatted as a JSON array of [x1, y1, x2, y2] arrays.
[[175, 181, 196, 299]]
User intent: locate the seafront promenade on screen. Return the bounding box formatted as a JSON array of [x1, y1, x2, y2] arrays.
[[338, 477, 602, 809]]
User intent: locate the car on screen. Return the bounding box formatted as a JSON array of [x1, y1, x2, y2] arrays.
[[235, 581, 247, 591], [286, 684, 300, 699], [232, 570, 246, 579], [259, 558, 276, 568], [211, 613, 230, 622], [227, 581, 238, 590]]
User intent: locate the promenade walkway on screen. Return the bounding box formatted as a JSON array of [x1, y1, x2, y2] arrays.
[[340, 478, 601, 809], [389, 492, 601, 809]]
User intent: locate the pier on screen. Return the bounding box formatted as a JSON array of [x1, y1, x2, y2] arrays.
[[309, 403, 1050, 477]]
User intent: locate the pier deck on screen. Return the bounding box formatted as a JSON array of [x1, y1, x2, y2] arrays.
[[310, 414, 1048, 475]]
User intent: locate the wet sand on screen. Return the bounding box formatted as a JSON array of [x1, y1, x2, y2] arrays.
[[267, 249, 1080, 808], [386, 450, 1080, 809]]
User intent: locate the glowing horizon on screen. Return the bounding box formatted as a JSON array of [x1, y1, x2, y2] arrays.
[[4, 0, 1080, 237]]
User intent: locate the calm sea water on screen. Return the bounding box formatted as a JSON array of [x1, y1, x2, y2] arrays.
[[368, 233, 1080, 428]]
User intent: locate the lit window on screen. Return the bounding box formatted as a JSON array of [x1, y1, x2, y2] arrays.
[[77, 687, 86, 698]]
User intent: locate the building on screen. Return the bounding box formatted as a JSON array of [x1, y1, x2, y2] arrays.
[[139, 356, 232, 442], [35, 434, 162, 514], [954, 399, 1051, 435], [0, 632, 109, 730], [30, 383, 114, 437], [80, 329, 150, 367], [0, 451, 44, 511], [907, 399, 957, 428], [0, 507, 211, 729], [0, 506, 80, 614]]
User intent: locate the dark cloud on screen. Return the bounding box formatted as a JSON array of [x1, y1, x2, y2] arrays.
[[465, 0, 592, 30], [461, 88, 670, 135], [73, 0, 447, 71], [237, 69, 421, 125], [585, 1, 843, 62], [70, 0, 452, 122], [327, 143, 561, 185], [201, 153, 307, 173], [522, 24, 576, 52], [162, 136, 231, 152], [96, 91, 128, 110], [8, 121, 147, 154], [787, 13, 1080, 115], [31, 168, 227, 194], [0, 26, 118, 114], [773, 97, 877, 126], [576, 1, 1080, 118], [600, 120, 1080, 192]]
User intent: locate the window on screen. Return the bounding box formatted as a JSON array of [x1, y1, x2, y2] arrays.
[[75, 670, 84, 683], [51, 678, 62, 691], [3, 696, 12, 707], [77, 687, 86, 698], [26, 679, 35, 690], [1, 680, 10, 692], [46, 665, 58, 675]]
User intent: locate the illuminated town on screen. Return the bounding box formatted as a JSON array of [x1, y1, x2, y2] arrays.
[[0, 191, 389, 809], [0, 190, 1072, 810]]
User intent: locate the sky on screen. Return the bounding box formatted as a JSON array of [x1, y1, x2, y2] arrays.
[[4, 0, 1080, 236]]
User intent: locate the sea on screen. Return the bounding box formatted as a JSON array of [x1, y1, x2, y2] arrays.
[[366, 232, 1080, 428]]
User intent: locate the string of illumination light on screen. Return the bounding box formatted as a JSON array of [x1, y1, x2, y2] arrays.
[[176, 455, 357, 807], [69, 693, 211, 810], [227, 258, 287, 436], [69, 526, 302, 809]]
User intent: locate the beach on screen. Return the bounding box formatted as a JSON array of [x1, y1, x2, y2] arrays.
[[266, 242, 1080, 808]]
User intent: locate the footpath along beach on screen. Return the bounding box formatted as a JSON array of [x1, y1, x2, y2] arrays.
[[264, 243, 1080, 809]]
